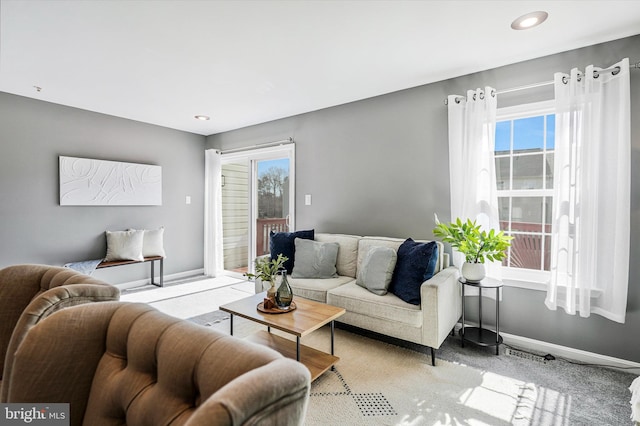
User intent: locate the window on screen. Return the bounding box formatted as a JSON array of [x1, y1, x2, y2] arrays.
[[220, 144, 295, 276], [495, 101, 555, 278]]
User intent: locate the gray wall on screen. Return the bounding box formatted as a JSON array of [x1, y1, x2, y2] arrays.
[[0, 92, 206, 284], [207, 35, 640, 362]]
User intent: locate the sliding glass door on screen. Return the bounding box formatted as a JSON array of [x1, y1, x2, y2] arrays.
[[220, 145, 295, 275]]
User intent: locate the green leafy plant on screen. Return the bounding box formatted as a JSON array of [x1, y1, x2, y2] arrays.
[[433, 217, 512, 264], [244, 253, 288, 283]]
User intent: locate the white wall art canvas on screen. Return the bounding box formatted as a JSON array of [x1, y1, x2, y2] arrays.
[[59, 156, 162, 206]]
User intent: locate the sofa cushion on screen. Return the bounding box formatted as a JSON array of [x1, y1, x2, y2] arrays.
[[356, 246, 397, 295], [389, 239, 439, 305], [292, 239, 339, 279], [270, 230, 314, 274], [315, 233, 361, 278], [288, 276, 355, 303], [327, 282, 422, 327]]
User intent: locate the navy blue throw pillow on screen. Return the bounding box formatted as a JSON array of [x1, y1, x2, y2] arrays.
[[389, 239, 439, 305], [270, 229, 315, 274]]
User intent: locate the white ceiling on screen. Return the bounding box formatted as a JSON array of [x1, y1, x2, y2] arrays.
[[1, 1, 639, 136]]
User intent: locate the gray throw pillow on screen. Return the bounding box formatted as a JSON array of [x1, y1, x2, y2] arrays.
[[291, 238, 339, 278], [356, 246, 397, 295]]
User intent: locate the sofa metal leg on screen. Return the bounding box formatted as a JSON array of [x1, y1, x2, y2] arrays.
[[431, 347, 436, 366]]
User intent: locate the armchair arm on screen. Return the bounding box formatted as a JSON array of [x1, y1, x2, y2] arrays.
[[184, 358, 311, 426], [420, 266, 461, 349], [1, 284, 119, 401]]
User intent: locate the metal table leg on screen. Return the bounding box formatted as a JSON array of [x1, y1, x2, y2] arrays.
[[331, 321, 335, 355], [160, 258, 164, 287]]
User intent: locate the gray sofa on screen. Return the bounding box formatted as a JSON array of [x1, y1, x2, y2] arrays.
[[256, 233, 461, 365]]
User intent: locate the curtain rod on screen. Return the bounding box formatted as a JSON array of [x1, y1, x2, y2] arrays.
[[220, 137, 294, 154], [445, 60, 639, 105]]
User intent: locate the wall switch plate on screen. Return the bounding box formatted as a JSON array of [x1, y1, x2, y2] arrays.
[[186, 196, 191, 205], [305, 194, 312, 205]]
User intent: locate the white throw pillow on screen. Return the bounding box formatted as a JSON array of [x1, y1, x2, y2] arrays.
[[105, 230, 144, 261], [142, 227, 165, 257], [127, 227, 166, 257]]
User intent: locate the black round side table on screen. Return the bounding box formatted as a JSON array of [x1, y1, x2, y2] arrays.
[[459, 277, 503, 355]]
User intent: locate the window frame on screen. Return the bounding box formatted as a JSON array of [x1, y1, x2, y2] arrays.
[[496, 100, 555, 290]]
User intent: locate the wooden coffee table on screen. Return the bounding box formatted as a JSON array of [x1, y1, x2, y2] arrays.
[[220, 292, 345, 380]]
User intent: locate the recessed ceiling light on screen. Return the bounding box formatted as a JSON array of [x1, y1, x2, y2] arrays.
[[511, 11, 548, 30], [194, 115, 210, 121]]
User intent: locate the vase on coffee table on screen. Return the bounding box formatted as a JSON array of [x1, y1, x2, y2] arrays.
[[275, 270, 293, 309]]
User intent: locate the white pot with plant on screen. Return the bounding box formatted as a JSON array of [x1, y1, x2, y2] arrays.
[[244, 253, 288, 301], [433, 217, 512, 282]]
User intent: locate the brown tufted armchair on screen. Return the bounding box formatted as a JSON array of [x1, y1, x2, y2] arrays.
[[0, 264, 120, 399], [2, 301, 311, 426]]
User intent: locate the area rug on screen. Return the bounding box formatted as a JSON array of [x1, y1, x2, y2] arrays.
[[303, 328, 538, 426], [188, 313, 635, 426]]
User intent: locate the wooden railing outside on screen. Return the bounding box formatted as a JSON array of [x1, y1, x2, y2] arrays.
[[256, 218, 288, 256], [500, 221, 552, 271]]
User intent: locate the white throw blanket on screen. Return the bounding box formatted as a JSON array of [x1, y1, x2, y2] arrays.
[[631, 376, 640, 423], [63, 258, 103, 275]]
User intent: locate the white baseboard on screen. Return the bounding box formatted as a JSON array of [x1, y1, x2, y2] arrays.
[[456, 322, 640, 375], [502, 332, 640, 374], [115, 268, 205, 290]]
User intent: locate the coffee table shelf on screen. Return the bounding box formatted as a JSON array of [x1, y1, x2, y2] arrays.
[[246, 330, 339, 380]]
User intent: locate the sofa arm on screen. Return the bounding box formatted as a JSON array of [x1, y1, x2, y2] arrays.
[[185, 358, 311, 426], [420, 266, 461, 349]]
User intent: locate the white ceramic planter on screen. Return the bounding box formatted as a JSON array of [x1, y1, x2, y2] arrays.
[[461, 262, 485, 282]]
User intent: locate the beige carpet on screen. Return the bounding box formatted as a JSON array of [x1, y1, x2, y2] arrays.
[[203, 317, 535, 426]]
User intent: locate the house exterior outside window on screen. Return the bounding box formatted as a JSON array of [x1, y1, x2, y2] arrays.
[[495, 101, 555, 287]]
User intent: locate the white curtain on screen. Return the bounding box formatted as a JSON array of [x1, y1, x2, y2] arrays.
[[447, 87, 502, 282], [204, 149, 224, 276], [545, 58, 630, 323]]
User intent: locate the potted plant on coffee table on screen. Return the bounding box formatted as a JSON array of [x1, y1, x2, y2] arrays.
[[433, 217, 512, 282], [244, 253, 288, 301]]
